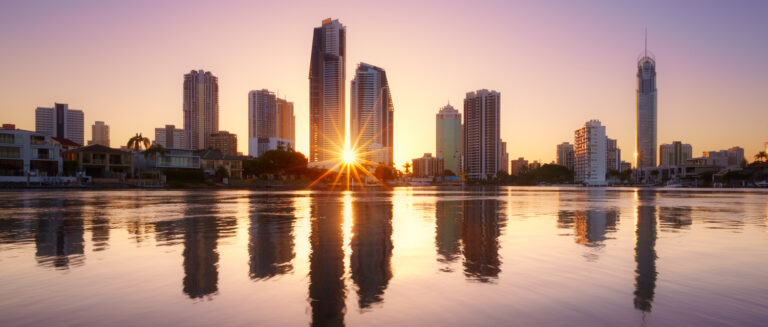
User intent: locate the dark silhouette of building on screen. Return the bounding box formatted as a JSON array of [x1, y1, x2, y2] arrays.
[[634, 191, 658, 312], [350, 198, 393, 309], [308, 196, 346, 326], [34, 198, 85, 269], [249, 196, 296, 280]]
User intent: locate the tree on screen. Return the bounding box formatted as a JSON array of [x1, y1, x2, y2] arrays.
[[374, 164, 397, 181], [444, 169, 456, 176], [242, 150, 308, 179], [143, 143, 166, 159], [215, 166, 229, 179], [127, 133, 150, 152], [403, 162, 411, 176], [754, 151, 767, 163]]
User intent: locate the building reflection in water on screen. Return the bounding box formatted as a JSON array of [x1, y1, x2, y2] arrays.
[[249, 196, 296, 280], [573, 209, 618, 246], [90, 216, 110, 252], [634, 190, 658, 312], [180, 194, 237, 299], [658, 206, 692, 231], [350, 198, 393, 309], [461, 199, 502, 282], [435, 200, 462, 271], [308, 195, 346, 327], [34, 198, 85, 269]]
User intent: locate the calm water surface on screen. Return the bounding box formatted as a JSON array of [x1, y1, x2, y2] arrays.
[[1, 187, 767, 326]]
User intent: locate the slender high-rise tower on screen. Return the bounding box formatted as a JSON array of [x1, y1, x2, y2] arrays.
[[183, 70, 219, 150], [351, 62, 394, 166], [309, 18, 346, 163], [436, 104, 462, 175], [636, 32, 657, 168], [35, 103, 85, 145], [463, 90, 501, 180]]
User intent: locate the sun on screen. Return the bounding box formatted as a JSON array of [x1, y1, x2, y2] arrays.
[[342, 148, 357, 165]]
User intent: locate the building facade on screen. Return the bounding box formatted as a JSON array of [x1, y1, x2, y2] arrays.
[[35, 103, 84, 146], [309, 18, 346, 163], [277, 98, 295, 144], [574, 120, 607, 185], [0, 128, 62, 179], [210, 131, 238, 156], [463, 89, 500, 180], [499, 141, 509, 174], [606, 137, 621, 172], [659, 141, 692, 166], [248, 89, 295, 157], [154, 125, 185, 149], [510, 157, 528, 176], [350, 62, 394, 165], [253, 137, 295, 158], [436, 103, 461, 175], [556, 142, 574, 171], [89, 121, 110, 147], [183, 70, 219, 150], [636, 44, 657, 169], [412, 153, 444, 178]]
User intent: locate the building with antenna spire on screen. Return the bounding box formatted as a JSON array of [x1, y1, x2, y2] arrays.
[[635, 30, 658, 168]]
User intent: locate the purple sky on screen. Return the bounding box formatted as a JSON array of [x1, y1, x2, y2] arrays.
[[1, 0, 766, 166]]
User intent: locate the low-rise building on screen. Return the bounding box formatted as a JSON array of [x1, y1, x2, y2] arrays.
[[251, 137, 294, 158], [0, 128, 62, 181], [412, 153, 444, 178], [210, 131, 238, 156], [510, 157, 528, 176], [199, 149, 243, 180], [63, 144, 133, 178], [659, 141, 692, 166]]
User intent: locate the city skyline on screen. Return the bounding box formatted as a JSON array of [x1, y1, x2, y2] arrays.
[[1, 1, 767, 167]]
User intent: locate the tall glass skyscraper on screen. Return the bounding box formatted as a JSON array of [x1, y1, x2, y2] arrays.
[[309, 18, 346, 163], [351, 62, 394, 166], [183, 70, 219, 150], [636, 38, 657, 168], [436, 104, 461, 175]]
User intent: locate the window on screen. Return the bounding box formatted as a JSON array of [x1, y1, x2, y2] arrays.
[[30, 135, 45, 145], [0, 133, 14, 144], [0, 146, 21, 159]]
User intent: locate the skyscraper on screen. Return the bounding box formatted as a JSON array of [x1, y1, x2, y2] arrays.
[[154, 124, 185, 149], [556, 142, 574, 171], [35, 103, 84, 145], [350, 62, 394, 165], [436, 103, 462, 175], [88, 121, 110, 147], [499, 141, 509, 174], [606, 137, 621, 172], [636, 34, 657, 168], [574, 120, 607, 185], [659, 141, 692, 166], [309, 18, 346, 163], [248, 89, 295, 157], [463, 90, 500, 180], [183, 70, 219, 150]]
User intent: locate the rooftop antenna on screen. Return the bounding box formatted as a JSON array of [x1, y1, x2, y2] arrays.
[[644, 27, 648, 57]]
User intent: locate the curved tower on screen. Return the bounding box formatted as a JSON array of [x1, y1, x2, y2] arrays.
[[309, 18, 346, 163], [635, 34, 657, 168]]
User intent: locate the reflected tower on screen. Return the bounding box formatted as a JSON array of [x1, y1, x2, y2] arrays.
[[308, 196, 347, 326], [350, 198, 393, 308], [435, 200, 462, 269], [634, 191, 658, 312], [249, 196, 296, 279], [34, 198, 85, 269], [461, 199, 502, 282]]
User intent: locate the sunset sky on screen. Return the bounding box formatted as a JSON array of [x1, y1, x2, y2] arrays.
[[1, 0, 766, 167]]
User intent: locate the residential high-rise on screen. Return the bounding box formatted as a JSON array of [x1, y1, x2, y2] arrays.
[[463, 89, 500, 180], [510, 157, 528, 176], [309, 18, 346, 163], [412, 153, 444, 178], [436, 104, 461, 175], [350, 62, 394, 165], [154, 125, 185, 149], [556, 142, 574, 171], [636, 34, 657, 168], [210, 131, 238, 156], [89, 121, 110, 147], [35, 103, 84, 145], [248, 89, 295, 157], [575, 120, 607, 185], [277, 98, 295, 144], [606, 137, 621, 172], [183, 70, 219, 150], [499, 141, 509, 174], [659, 141, 692, 166]]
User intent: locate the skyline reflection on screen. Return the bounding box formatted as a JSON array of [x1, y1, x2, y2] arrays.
[[634, 190, 658, 312]]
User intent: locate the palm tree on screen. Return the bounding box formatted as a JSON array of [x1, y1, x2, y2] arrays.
[[754, 151, 767, 163], [403, 162, 411, 175], [143, 143, 166, 159], [127, 133, 150, 152]]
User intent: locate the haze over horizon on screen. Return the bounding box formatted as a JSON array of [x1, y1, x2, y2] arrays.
[[1, 0, 766, 167]]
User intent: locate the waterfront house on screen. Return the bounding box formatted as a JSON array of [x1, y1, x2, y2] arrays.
[[0, 128, 63, 182], [63, 144, 133, 179]]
